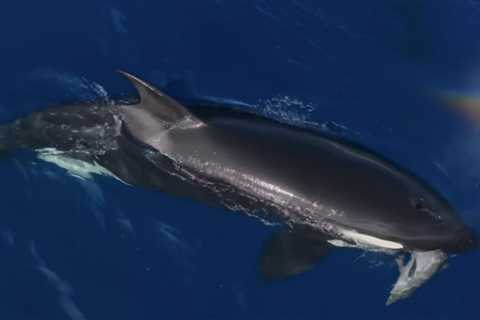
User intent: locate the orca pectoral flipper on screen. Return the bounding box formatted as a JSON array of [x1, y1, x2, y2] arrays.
[[260, 229, 332, 280]]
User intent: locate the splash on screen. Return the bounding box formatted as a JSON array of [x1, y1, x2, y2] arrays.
[[252, 95, 358, 138], [253, 95, 317, 128]]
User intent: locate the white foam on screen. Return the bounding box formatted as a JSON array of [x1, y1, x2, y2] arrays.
[[257, 95, 317, 127]]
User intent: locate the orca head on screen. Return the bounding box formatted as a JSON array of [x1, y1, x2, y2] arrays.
[[334, 157, 478, 254], [404, 187, 478, 253]]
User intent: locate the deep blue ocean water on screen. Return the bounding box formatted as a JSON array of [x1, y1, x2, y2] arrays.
[[0, 1, 479, 319]]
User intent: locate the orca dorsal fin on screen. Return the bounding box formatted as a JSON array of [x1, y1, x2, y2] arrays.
[[118, 70, 202, 125]]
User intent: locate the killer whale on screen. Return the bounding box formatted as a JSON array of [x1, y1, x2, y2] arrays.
[[0, 71, 476, 305]]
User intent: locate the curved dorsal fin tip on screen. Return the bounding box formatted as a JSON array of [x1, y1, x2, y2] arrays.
[[117, 70, 203, 125], [117, 70, 165, 100]]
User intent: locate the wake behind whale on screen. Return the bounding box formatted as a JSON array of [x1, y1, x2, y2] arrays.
[[0, 71, 476, 305]]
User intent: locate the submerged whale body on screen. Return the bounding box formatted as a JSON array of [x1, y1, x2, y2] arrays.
[[0, 71, 476, 305]]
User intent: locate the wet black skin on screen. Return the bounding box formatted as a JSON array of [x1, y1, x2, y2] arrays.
[[0, 99, 477, 254]]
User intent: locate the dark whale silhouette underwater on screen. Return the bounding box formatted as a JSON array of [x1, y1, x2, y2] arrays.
[[0, 71, 476, 305]]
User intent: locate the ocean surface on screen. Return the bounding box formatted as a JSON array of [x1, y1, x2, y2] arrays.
[[0, 1, 479, 319]]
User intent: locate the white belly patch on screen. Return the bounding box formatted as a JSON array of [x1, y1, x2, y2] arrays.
[[328, 228, 404, 250], [36, 148, 126, 184]]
